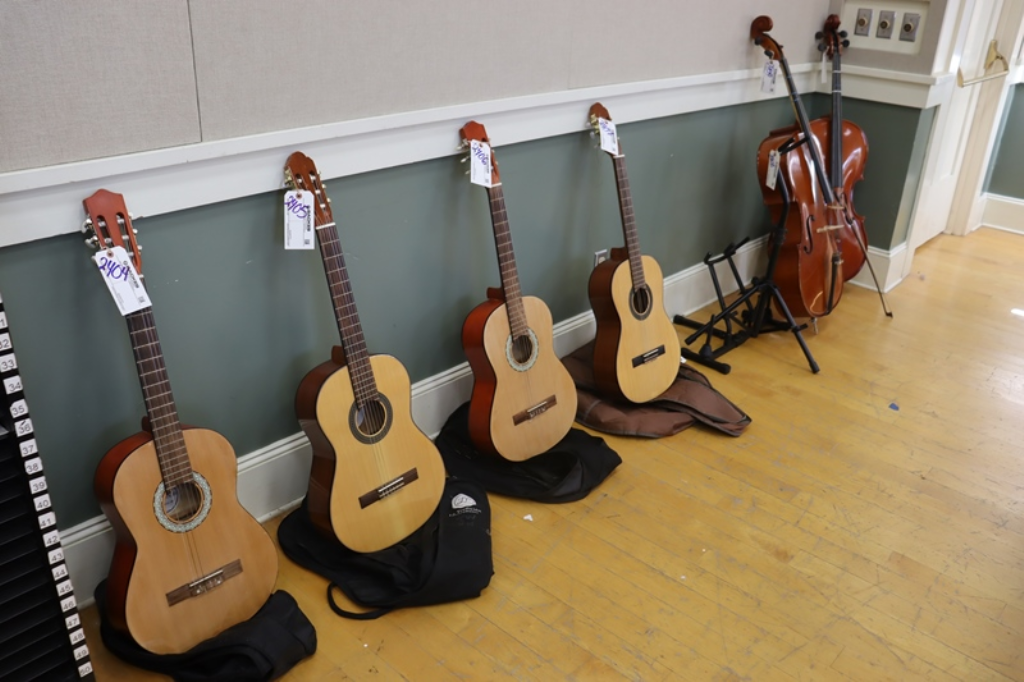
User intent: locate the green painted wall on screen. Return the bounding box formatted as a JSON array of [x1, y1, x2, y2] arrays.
[[986, 83, 1024, 199], [0, 96, 924, 527]]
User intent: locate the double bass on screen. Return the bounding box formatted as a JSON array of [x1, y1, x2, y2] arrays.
[[753, 16, 845, 318]]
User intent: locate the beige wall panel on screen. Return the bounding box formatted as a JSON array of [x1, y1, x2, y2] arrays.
[[0, 1, 200, 173], [189, 0, 573, 140], [569, 0, 827, 88]]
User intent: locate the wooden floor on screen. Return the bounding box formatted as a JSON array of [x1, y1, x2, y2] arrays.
[[84, 228, 1024, 681]]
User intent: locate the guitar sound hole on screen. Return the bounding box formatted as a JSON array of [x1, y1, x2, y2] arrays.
[[511, 334, 534, 364], [630, 285, 653, 320], [355, 399, 389, 437], [163, 482, 204, 523]]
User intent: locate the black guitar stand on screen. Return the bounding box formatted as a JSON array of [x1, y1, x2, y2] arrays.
[[673, 178, 820, 375]]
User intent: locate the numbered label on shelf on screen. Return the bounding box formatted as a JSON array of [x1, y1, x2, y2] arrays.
[[30, 476, 47, 494], [38, 511, 57, 529], [284, 190, 316, 250], [20, 438, 38, 457], [60, 594, 77, 612], [69, 628, 85, 645], [52, 563, 69, 581], [56, 579, 73, 597], [10, 398, 28, 418], [0, 353, 17, 373], [34, 493, 52, 511], [93, 246, 152, 316], [15, 418, 34, 436], [0, 311, 7, 329], [73, 644, 89, 660], [24, 457, 43, 475], [0, 333, 10, 351], [4, 375, 23, 394], [44, 529, 61, 547], [66, 613, 81, 630], [78, 662, 94, 677], [48, 547, 65, 565]]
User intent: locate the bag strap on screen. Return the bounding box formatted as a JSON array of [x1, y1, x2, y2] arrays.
[[327, 583, 393, 620]]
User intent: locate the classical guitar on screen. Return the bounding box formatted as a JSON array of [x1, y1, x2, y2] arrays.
[[459, 122, 577, 461], [285, 152, 445, 553], [83, 190, 277, 655], [586, 103, 679, 403]]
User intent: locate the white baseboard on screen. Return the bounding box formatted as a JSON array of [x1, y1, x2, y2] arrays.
[[980, 194, 1024, 236], [850, 242, 908, 293], [63, 235, 910, 607]]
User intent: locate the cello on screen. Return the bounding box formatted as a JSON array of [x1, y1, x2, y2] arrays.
[[752, 16, 844, 318]]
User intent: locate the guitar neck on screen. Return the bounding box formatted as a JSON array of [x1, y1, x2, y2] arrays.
[[126, 308, 193, 487], [830, 48, 843, 191], [610, 155, 647, 289], [315, 222, 378, 404], [486, 184, 529, 338], [777, 54, 837, 205]]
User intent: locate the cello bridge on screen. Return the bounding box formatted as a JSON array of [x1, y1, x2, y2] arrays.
[[816, 224, 846, 233]]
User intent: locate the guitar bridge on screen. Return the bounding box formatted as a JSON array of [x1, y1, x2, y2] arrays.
[[632, 345, 666, 368], [512, 395, 557, 425], [166, 559, 243, 606], [359, 468, 419, 509]]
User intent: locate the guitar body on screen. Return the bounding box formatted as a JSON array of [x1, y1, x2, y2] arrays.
[[463, 295, 577, 461], [589, 253, 679, 403], [95, 427, 278, 655], [297, 351, 446, 553]]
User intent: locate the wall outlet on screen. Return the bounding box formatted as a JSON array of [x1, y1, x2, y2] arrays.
[[854, 8, 873, 37], [899, 12, 921, 42], [594, 249, 609, 268], [876, 10, 896, 39]]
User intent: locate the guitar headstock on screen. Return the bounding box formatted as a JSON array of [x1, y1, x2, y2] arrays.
[[284, 151, 334, 228], [458, 121, 501, 184], [587, 102, 622, 156], [816, 14, 849, 58], [750, 15, 784, 61], [82, 189, 142, 275]]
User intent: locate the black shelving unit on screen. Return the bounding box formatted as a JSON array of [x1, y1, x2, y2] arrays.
[[0, 292, 96, 681]]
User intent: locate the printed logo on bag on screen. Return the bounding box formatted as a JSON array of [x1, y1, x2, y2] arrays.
[[449, 493, 482, 518]]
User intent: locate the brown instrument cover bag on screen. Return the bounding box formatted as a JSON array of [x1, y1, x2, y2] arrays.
[[562, 342, 751, 438]]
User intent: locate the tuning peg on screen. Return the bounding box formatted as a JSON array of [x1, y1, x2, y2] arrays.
[[815, 31, 823, 39], [460, 155, 469, 163], [818, 43, 827, 52], [839, 30, 848, 38], [80, 218, 93, 234], [842, 40, 850, 47], [754, 36, 763, 46], [83, 235, 99, 249], [763, 49, 771, 58]]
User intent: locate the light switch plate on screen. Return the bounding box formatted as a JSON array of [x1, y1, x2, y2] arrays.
[[899, 12, 921, 42], [854, 8, 873, 37], [877, 10, 896, 39]]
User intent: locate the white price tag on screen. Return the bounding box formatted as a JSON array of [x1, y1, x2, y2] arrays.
[[60, 594, 77, 611], [9, 398, 27, 417], [597, 118, 619, 156], [65, 613, 80, 629], [93, 246, 152, 316], [39, 511, 57, 529], [0, 311, 7, 329], [24, 457, 42, 475], [0, 353, 17, 372], [34, 493, 52, 512], [16, 418, 34, 436], [284, 190, 316, 249], [0, 333, 11, 351], [20, 438, 38, 457], [4, 375, 22, 394], [30, 476, 48, 494], [761, 59, 777, 93], [44, 529, 61, 547], [766, 149, 780, 190], [469, 140, 493, 188], [49, 547, 65, 565]]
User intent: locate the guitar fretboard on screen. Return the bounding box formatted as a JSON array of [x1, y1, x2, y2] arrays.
[[486, 184, 529, 339], [126, 308, 193, 488], [611, 155, 648, 291]]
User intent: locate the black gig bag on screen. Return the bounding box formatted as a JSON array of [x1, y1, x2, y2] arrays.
[[435, 403, 622, 503], [278, 478, 493, 619]]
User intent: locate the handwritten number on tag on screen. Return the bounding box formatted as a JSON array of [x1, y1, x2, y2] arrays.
[[761, 60, 777, 93], [766, 149, 781, 190], [598, 118, 619, 156], [469, 140, 493, 188]]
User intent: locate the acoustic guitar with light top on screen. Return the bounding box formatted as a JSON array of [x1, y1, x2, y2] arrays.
[[285, 152, 446, 553], [83, 189, 278, 655], [586, 103, 679, 403], [459, 121, 577, 462]]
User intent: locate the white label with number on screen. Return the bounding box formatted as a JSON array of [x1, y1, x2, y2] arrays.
[[20, 438, 38, 457], [66, 613, 80, 629], [284, 190, 316, 250], [60, 594, 76, 611], [53, 563, 69, 581], [56, 579, 73, 596], [30, 476, 48, 494], [766, 149, 780, 190], [79, 662, 94, 677], [0, 353, 17, 372], [469, 140, 493, 188], [16, 418, 33, 436], [39, 511, 57, 529], [34, 493, 51, 512], [0, 333, 12, 351], [597, 118, 619, 156], [10, 398, 28, 418], [761, 59, 777, 93], [0, 311, 7, 329], [70, 628, 85, 645], [24, 457, 42, 475], [44, 529, 61, 547], [49, 547, 65, 565], [93, 246, 152, 316], [4, 375, 22, 394], [73, 644, 89, 660]]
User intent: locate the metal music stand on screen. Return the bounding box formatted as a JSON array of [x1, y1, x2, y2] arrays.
[[673, 169, 820, 375]]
